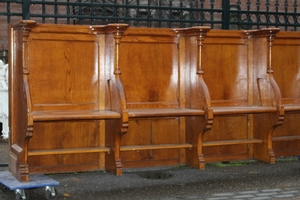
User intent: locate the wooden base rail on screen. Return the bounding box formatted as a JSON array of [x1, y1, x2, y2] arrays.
[[28, 147, 111, 156], [203, 139, 263, 147], [9, 20, 300, 182], [120, 144, 193, 151]]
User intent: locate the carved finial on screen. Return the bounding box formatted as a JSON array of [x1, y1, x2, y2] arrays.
[[261, 28, 280, 74], [174, 26, 210, 76], [107, 24, 129, 76], [193, 27, 210, 76]]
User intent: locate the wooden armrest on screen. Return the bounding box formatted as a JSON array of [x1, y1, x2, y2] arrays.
[[213, 106, 277, 115], [128, 108, 205, 118], [32, 110, 120, 121]]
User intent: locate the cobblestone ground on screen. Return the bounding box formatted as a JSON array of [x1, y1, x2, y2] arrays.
[[1, 140, 300, 200]]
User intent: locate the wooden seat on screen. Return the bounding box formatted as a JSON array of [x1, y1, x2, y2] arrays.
[[272, 31, 300, 156], [8, 21, 292, 182], [8, 21, 125, 182], [92, 25, 213, 175], [199, 29, 284, 166]]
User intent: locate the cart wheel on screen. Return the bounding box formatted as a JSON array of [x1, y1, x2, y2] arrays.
[[15, 189, 29, 200], [45, 186, 57, 200]]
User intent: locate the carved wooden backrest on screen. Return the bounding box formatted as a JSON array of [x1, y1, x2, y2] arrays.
[[24, 24, 99, 112], [272, 31, 300, 105], [202, 30, 249, 107], [201, 29, 281, 108], [118, 28, 180, 109], [271, 31, 300, 154]]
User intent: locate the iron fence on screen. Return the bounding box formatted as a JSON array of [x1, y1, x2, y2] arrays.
[[0, 0, 299, 68], [0, 0, 299, 30]]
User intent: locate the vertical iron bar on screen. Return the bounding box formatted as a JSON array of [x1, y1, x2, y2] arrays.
[[275, 0, 279, 27], [199, 0, 204, 26], [237, 0, 241, 29], [180, 0, 183, 28], [42, 0, 46, 23], [6, 2, 10, 24], [284, 0, 288, 31], [113, 0, 117, 23], [54, 0, 58, 24], [78, 0, 82, 25], [189, 0, 193, 26], [137, 0, 140, 27], [102, 0, 104, 24], [222, 0, 230, 29], [22, 0, 30, 20], [158, 0, 162, 28], [148, 0, 151, 27], [293, 0, 298, 31], [266, 0, 270, 28], [168, 0, 172, 28], [256, 0, 260, 29], [210, 0, 214, 29], [67, 0, 70, 24], [247, 0, 251, 29], [91, 0, 94, 25]]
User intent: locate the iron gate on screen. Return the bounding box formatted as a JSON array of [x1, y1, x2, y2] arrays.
[[0, 0, 299, 30]]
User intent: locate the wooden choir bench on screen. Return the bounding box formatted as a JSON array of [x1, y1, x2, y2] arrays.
[[9, 20, 288, 182], [8, 21, 127, 181], [91, 25, 213, 175], [91, 25, 284, 174], [272, 31, 300, 157], [200, 29, 284, 166]]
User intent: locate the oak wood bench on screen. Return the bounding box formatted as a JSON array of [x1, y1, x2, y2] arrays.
[[91, 25, 214, 175], [8, 21, 127, 182], [272, 31, 300, 157], [191, 28, 284, 166], [91, 25, 284, 174], [8, 21, 288, 182]]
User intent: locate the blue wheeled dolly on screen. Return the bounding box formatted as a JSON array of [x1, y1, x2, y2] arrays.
[[0, 170, 59, 200]]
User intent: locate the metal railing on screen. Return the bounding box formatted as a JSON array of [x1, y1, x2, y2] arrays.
[[0, 0, 299, 86], [0, 0, 299, 29]]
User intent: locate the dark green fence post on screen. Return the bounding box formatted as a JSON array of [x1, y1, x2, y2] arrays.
[[222, 0, 230, 29], [22, 0, 30, 20]]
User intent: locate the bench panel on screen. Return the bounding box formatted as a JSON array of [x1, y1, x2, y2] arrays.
[[272, 31, 300, 157], [201, 30, 252, 161], [200, 29, 282, 164], [203, 115, 250, 158], [273, 36, 300, 100], [9, 22, 124, 181], [121, 118, 183, 168], [203, 31, 248, 105], [120, 39, 179, 107], [100, 26, 212, 172], [28, 35, 99, 111], [28, 121, 104, 173]]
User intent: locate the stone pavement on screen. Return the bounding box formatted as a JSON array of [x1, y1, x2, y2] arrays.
[[1, 139, 300, 200], [163, 188, 300, 199]]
